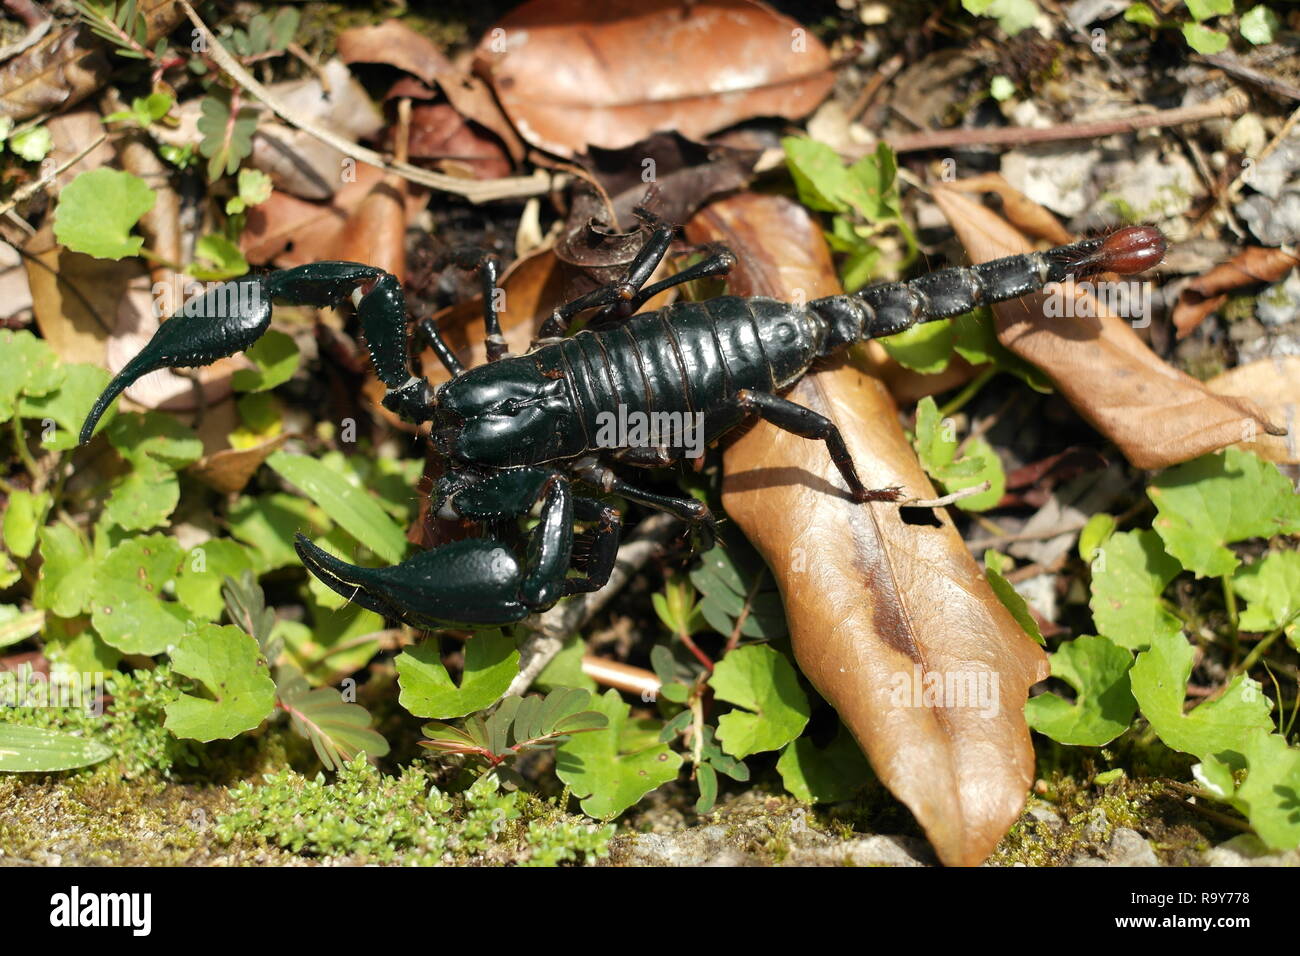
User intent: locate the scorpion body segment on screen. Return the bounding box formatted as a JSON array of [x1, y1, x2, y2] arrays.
[[79, 216, 1165, 628]]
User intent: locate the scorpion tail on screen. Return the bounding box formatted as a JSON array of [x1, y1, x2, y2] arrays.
[[812, 225, 1167, 347], [79, 276, 273, 444]]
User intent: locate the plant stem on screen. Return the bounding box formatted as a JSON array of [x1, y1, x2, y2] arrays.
[[1236, 614, 1300, 676], [938, 367, 996, 420], [10, 415, 39, 480]]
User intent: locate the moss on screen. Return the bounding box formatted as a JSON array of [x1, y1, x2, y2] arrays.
[[215, 757, 613, 866]]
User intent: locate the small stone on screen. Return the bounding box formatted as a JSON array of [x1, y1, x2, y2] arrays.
[[1203, 834, 1300, 867]]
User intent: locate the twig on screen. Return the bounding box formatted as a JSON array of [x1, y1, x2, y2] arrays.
[[504, 512, 680, 699], [965, 518, 1090, 552], [900, 482, 991, 510], [179, 1, 552, 204], [0, 134, 107, 217], [1195, 52, 1300, 102], [580, 656, 660, 698], [884, 92, 1248, 153]]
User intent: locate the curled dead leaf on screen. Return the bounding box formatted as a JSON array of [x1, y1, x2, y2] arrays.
[[689, 192, 1048, 867], [1171, 246, 1299, 339], [474, 0, 834, 157], [932, 186, 1284, 470], [1206, 356, 1300, 464], [943, 172, 1073, 246]]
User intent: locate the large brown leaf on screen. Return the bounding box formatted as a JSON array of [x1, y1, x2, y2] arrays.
[[688, 193, 1048, 867], [932, 186, 1284, 470], [1207, 356, 1300, 464], [474, 0, 833, 157]]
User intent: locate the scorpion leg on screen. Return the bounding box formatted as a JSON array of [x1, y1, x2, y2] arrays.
[[564, 497, 623, 595], [534, 220, 675, 342], [570, 458, 716, 551], [451, 249, 509, 362], [416, 318, 465, 377], [623, 243, 736, 314], [733, 389, 902, 504]]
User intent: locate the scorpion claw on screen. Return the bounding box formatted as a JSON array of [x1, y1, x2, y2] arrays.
[[293, 533, 530, 630], [79, 277, 272, 444]]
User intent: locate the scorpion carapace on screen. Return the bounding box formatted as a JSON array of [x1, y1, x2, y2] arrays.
[[79, 217, 1166, 629]]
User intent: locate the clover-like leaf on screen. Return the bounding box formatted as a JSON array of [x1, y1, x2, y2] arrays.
[[1229, 731, 1300, 851], [231, 329, 299, 392], [1149, 448, 1300, 578], [18, 363, 113, 450], [777, 724, 872, 803], [1233, 550, 1300, 639], [1089, 529, 1183, 650], [1025, 635, 1137, 746], [33, 523, 96, 617], [555, 688, 682, 819], [3, 489, 49, 559], [104, 412, 203, 531], [0, 329, 64, 423], [176, 539, 255, 622], [196, 89, 258, 181], [164, 623, 277, 741], [1129, 629, 1273, 767], [911, 396, 1005, 511], [710, 644, 810, 759], [90, 534, 188, 656], [397, 631, 518, 719], [53, 168, 157, 259]]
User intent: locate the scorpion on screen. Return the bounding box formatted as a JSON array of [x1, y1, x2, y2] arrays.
[[77, 213, 1166, 630]]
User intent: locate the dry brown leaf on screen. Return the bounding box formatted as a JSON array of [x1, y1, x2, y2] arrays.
[[689, 192, 1047, 867], [241, 162, 428, 268], [395, 102, 512, 180], [474, 0, 834, 157], [1206, 356, 1300, 464], [189, 433, 289, 495], [332, 173, 410, 283], [24, 221, 132, 364], [1171, 246, 1299, 339], [0, 1, 182, 121], [932, 186, 1284, 470], [943, 172, 1073, 245]]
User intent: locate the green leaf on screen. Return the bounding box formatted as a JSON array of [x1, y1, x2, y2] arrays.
[[1186, 0, 1234, 20], [984, 550, 1045, 645], [225, 167, 273, 215], [534, 634, 597, 692], [3, 489, 49, 559], [229, 492, 323, 572], [1234, 549, 1300, 638], [0, 329, 64, 423], [397, 630, 519, 719], [0, 723, 112, 772], [1229, 731, 1300, 851], [690, 529, 786, 640], [963, 0, 1040, 34], [196, 89, 258, 181], [879, 320, 954, 375], [33, 523, 96, 617], [231, 329, 300, 392], [165, 623, 277, 741], [1182, 22, 1230, 53], [1089, 529, 1183, 650], [710, 644, 810, 758], [1130, 629, 1273, 767], [176, 539, 255, 621], [267, 452, 407, 564], [1124, 2, 1161, 26], [782, 136, 852, 213], [1078, 512, 1117, 564], [1239, 5, 1278, 44], [989, 75, 1016, 101], [1025, 635, 1137, 746], [555, 688, 683, 818], [90, 534, 188, 656], [1149, 449, 1300, 578], [17, 363, 113, 450], [951, 309, 1052, 391], [911, 396, 1006, 511], [189, 233, 249, 281], [9, 126, 51, 162], [0, 605, 44, 650], [53, 168, 156, 259], [277, 668, 389, 771], [777, 725, 873, 803], [104, 412, 202, 531]]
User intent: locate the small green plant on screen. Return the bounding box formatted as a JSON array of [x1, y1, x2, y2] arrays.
[[216, 757, 613, 866], [1125, 2, 1279, 54]]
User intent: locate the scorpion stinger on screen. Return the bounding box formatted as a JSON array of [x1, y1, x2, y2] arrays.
[[81, 220, 1166, 628]]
